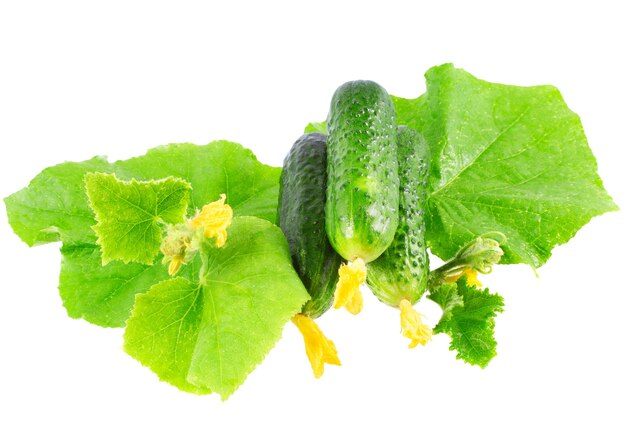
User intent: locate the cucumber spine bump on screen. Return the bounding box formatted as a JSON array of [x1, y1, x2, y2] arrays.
[[278, 133, 342, 318], [325, 80, 399, 263], [367, 126, 430, 307]]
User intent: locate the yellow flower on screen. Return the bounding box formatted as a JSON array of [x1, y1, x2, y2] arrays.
[[399, 299, 432, 348], [190, 194, 233, 247], [333, 258, 367, 315], [463, 268, 483, 287], [292, 314, 341, 378], [444, 267, 483, 287]]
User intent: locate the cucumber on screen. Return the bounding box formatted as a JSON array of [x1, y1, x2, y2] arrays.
[[367, 126, 430, 306], [325, 80, 399, 263], [278, 133, 342, 318]]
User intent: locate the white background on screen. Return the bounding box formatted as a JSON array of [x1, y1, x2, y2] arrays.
[[1, 1, 625, 443]]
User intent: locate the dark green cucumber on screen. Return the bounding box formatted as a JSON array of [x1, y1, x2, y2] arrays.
[[277, 133, 342, 318], [325, 80, 399, 263], [367, 126, 430, 306]]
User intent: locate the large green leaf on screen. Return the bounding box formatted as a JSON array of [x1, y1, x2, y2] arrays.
[[115, 141, 281, 223], [5, 141, 281, 245], [429, 279, 504, 368], [122, 277, 211, 394], [4, 157, 114, 246], [5, 141, 282, 327], [85, 173, 192, 265], [58, 244, 173, 327], [124, 216, 310, 399], [394, 64, 618, 267]]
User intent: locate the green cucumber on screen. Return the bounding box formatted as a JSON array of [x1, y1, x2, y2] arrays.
[[278, 133, 342, 318], [367, 126, 430, 306], [325, 80, 399, 263]]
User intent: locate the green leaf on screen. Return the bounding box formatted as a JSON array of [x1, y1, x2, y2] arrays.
[[115, 141, 282, 224], [124, 216, 310, 399], [58, 244, 172, 327], [429, 280, 504, 367], [4, 157, 114, 247], [391, 95, 426, 132], [6, 141, 281, 247], [58, 243, 202, 328], [84, 173, 191, 265], [428, 281, 463, 314], [6, 141, 282, 327], [395, 64, 618, 267], [122, 277, 211, 394], [304, 121, 327, 134]]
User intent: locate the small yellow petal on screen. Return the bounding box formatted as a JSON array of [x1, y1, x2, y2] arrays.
[[333, 258, 367, 315], [190, 194, 233, 248], [444, 267, 483, 287], [399, 299, 432, 349], [464, 268, 483, 287], [168, 256, 184, 275], [292, 314, 341, 378]]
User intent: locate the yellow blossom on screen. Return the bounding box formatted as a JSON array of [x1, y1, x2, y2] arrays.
[[444, 267, 483, 287], [292, 314, 341, 378], [168, 256, 184, 275], [333, 258, 367, 315], [463, 268, 482, 287], [190, 194, 233, 247], [399, 299, 432, 348]]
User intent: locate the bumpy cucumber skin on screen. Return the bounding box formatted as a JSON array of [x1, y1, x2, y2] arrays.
[[367, 126, 430, 306], [325, 80, 399, 263], [277, 133, 342, 319]]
